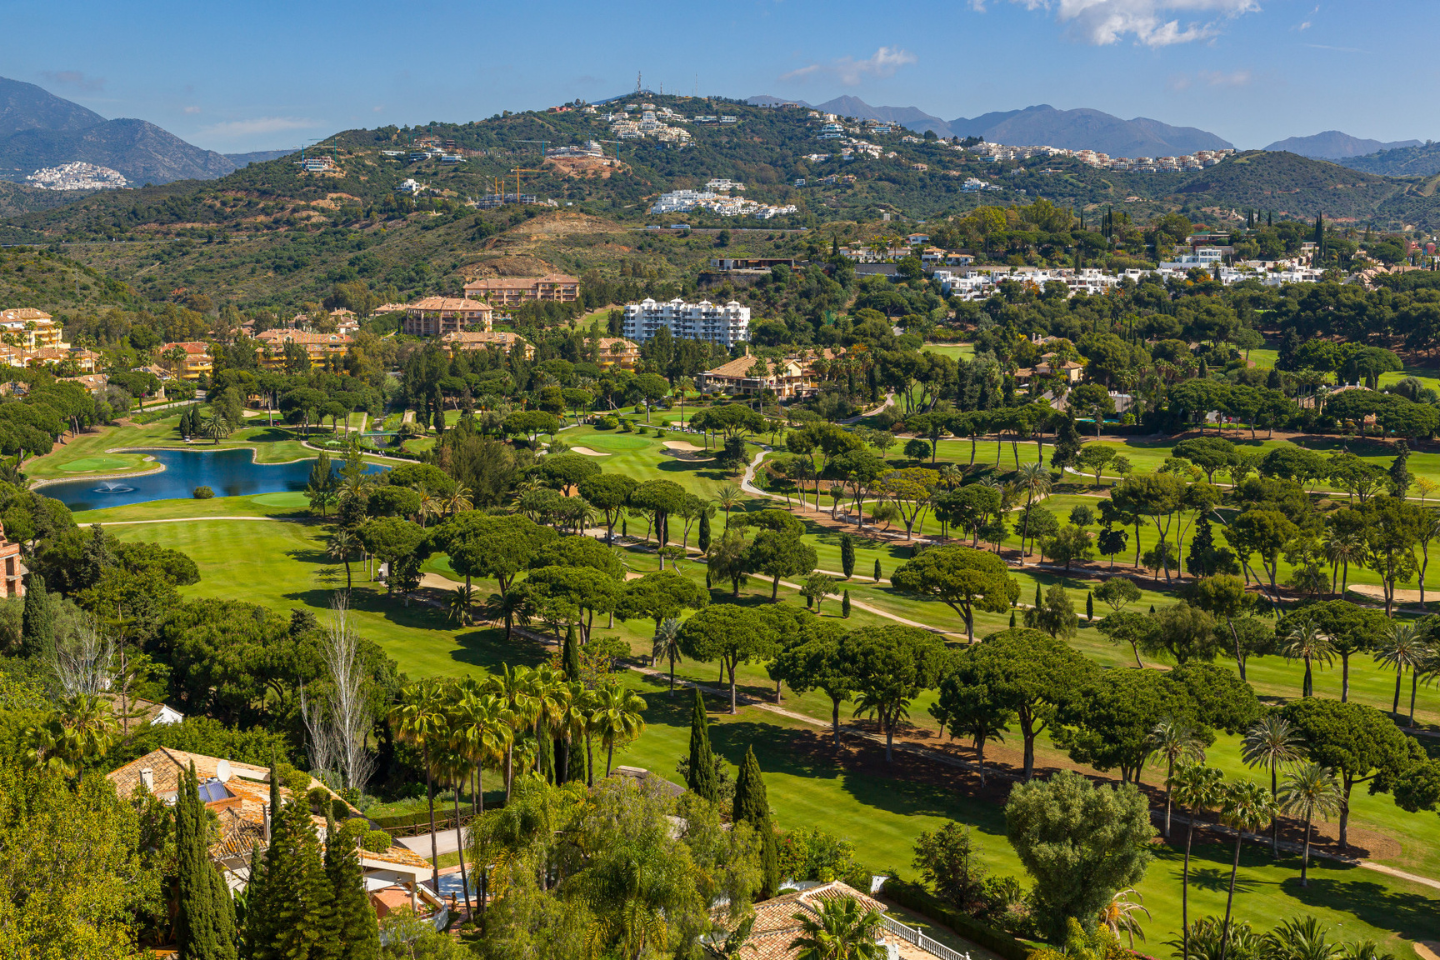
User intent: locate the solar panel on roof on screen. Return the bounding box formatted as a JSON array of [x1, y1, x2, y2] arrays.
[[197, 780, 233, 803]]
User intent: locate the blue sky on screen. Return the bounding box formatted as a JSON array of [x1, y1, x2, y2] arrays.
[[8, 0, 1433, 153]]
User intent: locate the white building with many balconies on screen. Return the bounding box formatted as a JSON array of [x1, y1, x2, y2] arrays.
[[623, 298, 750, 347]]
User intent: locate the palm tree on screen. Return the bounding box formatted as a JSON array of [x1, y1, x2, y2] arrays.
[[1148, 720, 1206, 838], [1322, 527, 1364, 596], [1169, 761, 1224, 959], [449, 684, 508, 817], [1103, 889, 1151, 949], [1373, 621, 1430, 724], [1281, 619, 1335, 698], [651, 617, 684, 695], [327, 529, 358, 595], [1241, 714, 1307, 858], [1261, 917, 1340, 960], [526, 664, 570, 778], [202, 413, 231, 444], [1277, 763, 1344, 887], [479, 588, 535, 641], [389, 680, 451, 891], [1217, 780, 1276, 960], [589, 682, 647, 777], [433, 743, 474, 917], [1017, 461, 1052, 559], [445, 483, 474, 517], [447, 583, 475, 626], [715, 481, 744, 528], [787, 896, 885, 960], [675, 375, 694, 428], [486, 665, 538, 799]]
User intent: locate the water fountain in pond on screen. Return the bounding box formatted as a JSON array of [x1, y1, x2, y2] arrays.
[[93, 480, 136, 494]]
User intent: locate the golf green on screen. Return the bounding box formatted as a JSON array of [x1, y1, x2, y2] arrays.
[[582, 433, 655, 451]]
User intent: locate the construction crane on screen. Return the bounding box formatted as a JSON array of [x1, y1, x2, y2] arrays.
[[597, 139, 623, 161], [509, 167, 541, 202], [516, 139, 549, 158]]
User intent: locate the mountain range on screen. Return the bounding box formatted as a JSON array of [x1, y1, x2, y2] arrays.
[[1262, 130, 1423, 159], [0, 77, 235, 184], [748, 96, 1233, 156]]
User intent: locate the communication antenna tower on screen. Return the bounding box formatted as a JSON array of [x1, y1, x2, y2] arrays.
[[636, 71, 642, 94]]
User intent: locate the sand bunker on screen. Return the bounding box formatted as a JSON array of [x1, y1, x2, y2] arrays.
[[663, 440, 704, 452], [569, 446, 610, 456]]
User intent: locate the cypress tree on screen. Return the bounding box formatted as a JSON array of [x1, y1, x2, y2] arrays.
[[687, 686, 718, 802], [1390, 440, 1412, 498], [873, 558, 882, 582], [177, 762, 238, 960], [537, 727, 555, 783], [706, 568, 713, 590], [562, 624, 581, 680], [841, 590, 851, 619], [698, 511, 711, 553], [840, 534, 856, 578], [733, 746, 779, 897], [1009, 610, 1016, 629], [249, 760, 336, 960], [1034, 582, 1042, 609], [1085, 591, 1094, 622], [325, 821, 379, 960], [20, 573, 53, 660]]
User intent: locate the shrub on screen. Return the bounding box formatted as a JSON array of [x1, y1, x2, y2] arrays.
[[363, 829, 394, 854], [597, 415, 619, 430], [193, 486, 214, 499], [620, 419, 635, 433]]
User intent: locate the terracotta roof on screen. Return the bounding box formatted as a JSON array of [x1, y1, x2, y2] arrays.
[[162, 341, 211, 355], [408, 297, 493, 312], [107, 748, 428, 873], [257, 329, 353, 346], [0, 308, 53, 323], [721, 882, 890, 960], [702, 356, 806, 380]]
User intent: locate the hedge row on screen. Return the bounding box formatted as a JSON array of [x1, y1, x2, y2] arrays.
[[880, 879, 1031, 960]]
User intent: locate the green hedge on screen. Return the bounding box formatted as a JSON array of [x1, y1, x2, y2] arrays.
[[881, 879, 1031, 960]]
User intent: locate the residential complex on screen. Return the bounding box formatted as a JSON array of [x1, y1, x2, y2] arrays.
[[463, 274, 580, 307], [649, 189, 797, 219], [403, 297, 494, 336], [160, 341, 214, 380], [438, 330, 534, 358], [25, 162, 129, 190], [0, 308, 66, 348], [622, 298, 750, 347], [255, 329, 354, 369]]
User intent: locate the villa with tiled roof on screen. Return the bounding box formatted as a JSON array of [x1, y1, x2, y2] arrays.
[[107, 748, 438, 916]]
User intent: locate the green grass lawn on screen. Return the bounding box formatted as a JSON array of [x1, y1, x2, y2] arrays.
[[68, 415, 1440, 957], [27, 416, 364, 480]]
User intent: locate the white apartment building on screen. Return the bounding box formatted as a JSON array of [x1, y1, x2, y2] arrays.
[[623, 298, 750, 347]]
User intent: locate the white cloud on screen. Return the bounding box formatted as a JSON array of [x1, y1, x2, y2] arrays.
[[982, 0, 1261, 47], [780, 46, 918, 86], [200, 117, 316, 138], [183, 106, 202, 115]]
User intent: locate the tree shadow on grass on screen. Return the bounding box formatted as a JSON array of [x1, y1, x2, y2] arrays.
[[449, 625, 552, 672], [1288, 877, 1440, 944], [1187, 866, 1262, 895]]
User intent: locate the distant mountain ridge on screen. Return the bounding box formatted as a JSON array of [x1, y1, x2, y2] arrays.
[[0, 77, 235, 184], [225, 149, 296, 167], [1334, 141, 1440, 177], [748, 95, 1230, 156], [1264, 131, 1422, 159]]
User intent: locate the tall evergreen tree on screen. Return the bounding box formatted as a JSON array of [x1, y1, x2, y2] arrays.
[[842, 589, 851, 619], [177, 762, 238, 960], [840, 534, 856, 578], [686, 687, 718, 802], [697, 511, 711, 553], [246, 761, 336, 960], [733, 746, 779, 897], [873, 558, 882, 582], [1390, 440, 1412, 498], [20, 572, 53, 659], [562, 625, 581, 681], [324, 820, 379, 960]]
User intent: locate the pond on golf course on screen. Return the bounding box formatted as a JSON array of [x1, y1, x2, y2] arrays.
[[39, 448, 389, 511]]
